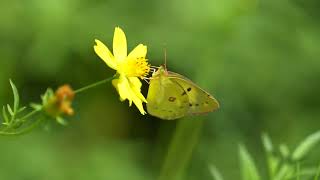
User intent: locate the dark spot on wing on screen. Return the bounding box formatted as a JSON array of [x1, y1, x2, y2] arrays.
[[181, 91, 187, 96], [195, 104, 199, 106], [168, 97, 176, 102], [187, 87, 192, 92], [189, 103, 192, 107], [205, 101, 209, 104]]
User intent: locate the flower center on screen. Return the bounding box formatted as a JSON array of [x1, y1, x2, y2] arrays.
[[119, 57, 150, 78]]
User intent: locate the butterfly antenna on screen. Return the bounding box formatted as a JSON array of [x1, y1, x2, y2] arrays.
[[164, 47, 167, 71]]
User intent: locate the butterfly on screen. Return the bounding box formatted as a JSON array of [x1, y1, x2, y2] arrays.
[[146, 66, 219, 120]]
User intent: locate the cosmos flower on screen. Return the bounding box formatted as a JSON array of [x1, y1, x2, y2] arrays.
[[94, 27, 150, 114]]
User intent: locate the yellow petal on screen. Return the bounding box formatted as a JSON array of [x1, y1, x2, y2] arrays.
[[94, 39, 117, 70], [131, 96, 146, 115], [128, 44, 147, 60], [128, 77, 147, 103], [112, 75, 147, 115], [112, 75, 130, 102], [113, 27, 127, 61]]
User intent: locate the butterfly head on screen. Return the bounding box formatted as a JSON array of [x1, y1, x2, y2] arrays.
[[152, 65, 168, 77]]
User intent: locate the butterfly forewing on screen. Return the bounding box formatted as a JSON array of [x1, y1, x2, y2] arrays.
[[170, 76, 219, 115], [146, 74, 189, 120]]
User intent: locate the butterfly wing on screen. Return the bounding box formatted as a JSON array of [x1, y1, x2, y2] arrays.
[[146, 74, 189, 120], [168, 71, 220, 115]]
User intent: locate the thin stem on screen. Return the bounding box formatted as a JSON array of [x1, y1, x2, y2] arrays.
[[315, 162, 320, 180], [20, 108, 42, 122], [74, 76, 116, 94]]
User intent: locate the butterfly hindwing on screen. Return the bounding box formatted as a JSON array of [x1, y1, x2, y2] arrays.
[[146, 73, 189, 120]]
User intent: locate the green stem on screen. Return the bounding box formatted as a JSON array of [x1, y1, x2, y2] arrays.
[[20, 108, 42, 122], [315, 162, 320, 180], [74, 76, 116, 94], [158, 117, 204, 180]]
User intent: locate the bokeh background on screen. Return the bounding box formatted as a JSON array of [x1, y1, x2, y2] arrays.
[[0, 0, 319, 179]]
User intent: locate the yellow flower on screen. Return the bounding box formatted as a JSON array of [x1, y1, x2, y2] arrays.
[[94, 27, 150, 114]]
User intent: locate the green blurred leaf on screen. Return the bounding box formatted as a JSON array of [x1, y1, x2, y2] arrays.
[[30, 103, 43, 111], [6, 104, 13, 116], [274, 164, 294, 180], [56, 116, 67, 126], [284, 167, 320, 180], [209, 164, 224, 180], [262, 133, 279, 179], [239, 144, 261, 180], [2, 106, 9, 124], [279, 144, 290, 159], [262, 133, 273, 153], [292, 131, 320, 161], [18, 106, 26, 113], [9, 80, 19, 113]]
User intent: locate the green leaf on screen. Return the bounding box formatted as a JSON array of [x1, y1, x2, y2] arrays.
[[7, 104, 13, 116], [56, 116, 68, 126], [279, 144, 290, 159], [274, 163, 294, 180], [292, 131, 320, 161], [30, 103, 43, 111], [9, 80, 19, 113], [261, 133, 279, 179], [262, 133, 273, 153], [239, 144, 261, 180], [209, 164, 224, 180], [41, 88, 54, 104], [287, 167, 320, 180], [18, 106, 26, 113], [2, 106, 9, 124]]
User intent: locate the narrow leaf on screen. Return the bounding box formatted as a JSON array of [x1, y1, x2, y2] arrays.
[[262, 133, 273, 153], [279, 144, 290, 159], [30, 103, 43, 111], [2, 106, 9, 124], [274, 164, 294, 180], [56, 116, 67, 126], [18, 106, 26, 113], [7, 104, 13, 116], [239, 144, 261, 180], [262, 133, 279, 179], [209, 164, 224, 180], [9, 80, 19, 112], [292, 131, 320, 161]]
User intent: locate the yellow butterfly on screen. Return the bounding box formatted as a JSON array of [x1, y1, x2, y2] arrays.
[[146, 66, 219, 120]]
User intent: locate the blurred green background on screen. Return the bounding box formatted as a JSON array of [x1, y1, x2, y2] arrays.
[[0, 0, 320, 179]]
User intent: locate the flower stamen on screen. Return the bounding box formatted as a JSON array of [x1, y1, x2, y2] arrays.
[[120, 57, 150, 79]]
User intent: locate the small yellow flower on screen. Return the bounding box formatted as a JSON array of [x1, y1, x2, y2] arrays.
[[94, 27, 150, 114]]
